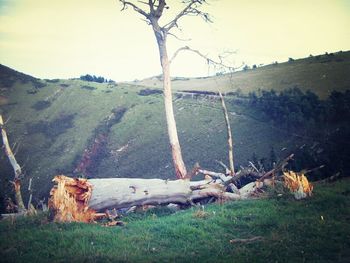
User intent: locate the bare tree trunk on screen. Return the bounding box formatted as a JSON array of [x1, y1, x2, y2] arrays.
[[49, 175, 258, 222], [13, 180, 26, 213], [118, 0, 213, 180], [219, 92, 235, 175], [88, 178, 191, 210], [152, 25, 187, 179], [0, 114, 26, 213]]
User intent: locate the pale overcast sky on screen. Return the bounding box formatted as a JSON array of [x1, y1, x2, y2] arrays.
[[0, 0, 349, 81]]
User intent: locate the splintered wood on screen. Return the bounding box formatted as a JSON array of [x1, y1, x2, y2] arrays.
[[283, 171, 313, 199], [49, 175, 102, 222]]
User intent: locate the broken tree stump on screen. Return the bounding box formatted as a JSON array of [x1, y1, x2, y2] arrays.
[[283, 171, 313, 199]]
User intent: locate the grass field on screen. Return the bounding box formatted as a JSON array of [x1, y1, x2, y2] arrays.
[[0, 178, 349, 263], [0, 72, 302, 202], [136, 51, 350, 99], [0, 51, 349, 210]]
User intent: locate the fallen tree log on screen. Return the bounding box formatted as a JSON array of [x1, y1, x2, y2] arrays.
[[88, 178, 192, 210], [49, 175, 264, 222], [47, 152, 307, 223]]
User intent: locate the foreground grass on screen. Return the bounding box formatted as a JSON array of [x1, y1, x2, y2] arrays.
[[1, 179, 349, 263]]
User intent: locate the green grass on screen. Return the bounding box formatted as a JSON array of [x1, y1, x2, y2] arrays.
[[1, 179, 349, 262], [0, 51, 349, 208], [0, 75, 299, 201], [137, 51, 350, 99]]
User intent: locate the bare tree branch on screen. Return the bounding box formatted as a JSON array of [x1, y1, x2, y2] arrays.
[[120, 0, 150, 18], [169, 46, 237, 71], [198, 169, 229, 182], [153, 0, 167, 19], [163, 0, 212, 32], [257, 154, 295, 183], [147, 0, 155, 13], [230, 236, 264, 244], [119, 1, 212, 44], [216, 160, 230, 175], [167, 32, 192, 41], [169, 46, 192, 64], [248, 161, 260, 173]]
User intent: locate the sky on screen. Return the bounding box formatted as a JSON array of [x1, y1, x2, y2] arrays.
[[0, 0, 349, 81]]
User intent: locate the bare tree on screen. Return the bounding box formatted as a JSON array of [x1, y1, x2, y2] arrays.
[[219, 92, 235, 175], [0, 115, 26, 213], [119, 0, 212, 179]]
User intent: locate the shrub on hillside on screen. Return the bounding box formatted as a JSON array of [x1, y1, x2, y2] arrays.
[[26, 113, 76, 139], [81, 85, 96, 91], [137, 89, 162, 96], [80, 74, 110, 83], [31, 100, 51, 111], [245, 88, 350, 180], [45, 79, 60, 83], [32, 80, 46, 89]]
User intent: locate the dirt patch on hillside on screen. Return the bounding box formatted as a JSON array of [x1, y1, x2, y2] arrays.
[[74, 107, 127, 177]]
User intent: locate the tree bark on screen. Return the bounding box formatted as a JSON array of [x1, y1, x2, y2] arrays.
[[88, 178, 192, 211], [0, 114, 26, 213], [0, 115, 21, 177], [152, 22, 187, 179], [49, 175, 262, 222], [219, 92, 235, 175], [118, 1, 212, 180]]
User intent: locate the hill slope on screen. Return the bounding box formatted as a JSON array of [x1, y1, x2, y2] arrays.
[[0, 75, 298, 202], [0, 50, 349, 207], [136, 51, 350, 99]]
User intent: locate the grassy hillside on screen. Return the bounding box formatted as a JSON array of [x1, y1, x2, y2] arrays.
[[0, 72, 299, 204], [0, 179, 349, 262], [0, 50, 349, 208], [136, 51, 350, 99]]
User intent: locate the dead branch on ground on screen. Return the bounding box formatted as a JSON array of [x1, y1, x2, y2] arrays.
[[229, 236, 264, 244]]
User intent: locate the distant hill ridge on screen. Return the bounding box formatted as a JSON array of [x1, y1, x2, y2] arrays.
[[135, 50, 350, 99], [0, 64, 38, 88], [1, 50, 350, 99]]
